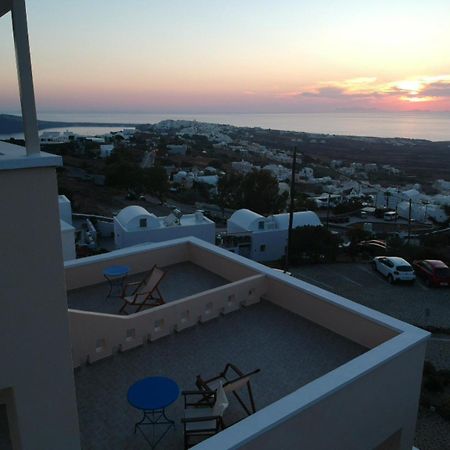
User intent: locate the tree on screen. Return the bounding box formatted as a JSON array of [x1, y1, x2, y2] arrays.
[[294, 192, 317, 211], [240, 170, 287, 215], [141, 166, 169, 201], [217, 172, 244, 212], [217, 169, 287, 215], [105, 160, 143, 189], [333, 199, 363, 215], [290, 226, 340, 264]]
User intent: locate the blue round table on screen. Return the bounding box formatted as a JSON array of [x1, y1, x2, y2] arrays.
[[127, 377, 179, 449], [103, 265, 129, 298]]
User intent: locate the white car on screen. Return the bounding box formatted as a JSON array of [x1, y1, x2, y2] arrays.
[[372, 256, 416, 284]]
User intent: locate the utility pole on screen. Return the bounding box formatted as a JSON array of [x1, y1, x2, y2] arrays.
[[284, 147, 297, 273], [424, 201, 429, 223], [326, 193, 331, 230], [407, 198, 412, 242]]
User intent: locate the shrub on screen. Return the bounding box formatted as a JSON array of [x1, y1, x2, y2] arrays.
[[437, 398, 450, 421]]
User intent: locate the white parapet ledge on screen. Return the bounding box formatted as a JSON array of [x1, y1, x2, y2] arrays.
[[0, 140, 62, 170]]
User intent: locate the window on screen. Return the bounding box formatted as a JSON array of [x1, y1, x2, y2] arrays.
[[260, 244, 266, 252], [139, 218, 147, 228], [258, 221, 265, 230]]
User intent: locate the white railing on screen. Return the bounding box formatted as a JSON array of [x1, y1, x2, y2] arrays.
[[69, 274, 267, 367]]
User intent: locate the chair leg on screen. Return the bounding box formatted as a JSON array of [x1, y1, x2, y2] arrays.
[[232, 391, 252, 416], [155, 287, 165, 303], [118, 302, 128, 314], [247, 382, 257, 413]]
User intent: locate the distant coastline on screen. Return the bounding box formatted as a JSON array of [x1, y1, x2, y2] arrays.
[[0, 113, 139, 135], [2, 111, 450, 141]]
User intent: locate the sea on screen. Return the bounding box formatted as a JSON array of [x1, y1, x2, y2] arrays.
[[1, 111, 450, 142]]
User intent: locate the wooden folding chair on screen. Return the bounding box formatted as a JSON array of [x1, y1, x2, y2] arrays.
[[181, 383, 229, 449], [118, 265, 166, 314], [196, 363, 260, 416]]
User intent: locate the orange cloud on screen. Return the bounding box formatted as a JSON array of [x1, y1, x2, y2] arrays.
[[293, 75, 450, 110]]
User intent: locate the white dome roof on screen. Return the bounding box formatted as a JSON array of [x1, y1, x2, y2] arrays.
[[229, 209, 263, 231], [116, 206, 151, 225]]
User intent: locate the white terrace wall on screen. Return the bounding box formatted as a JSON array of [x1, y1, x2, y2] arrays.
[[197, 337, 427, 450], [265, 276, 399, 348], [65, 240, 189, 290], [69, 274, 267, 367], [188, 241, 259, 281]]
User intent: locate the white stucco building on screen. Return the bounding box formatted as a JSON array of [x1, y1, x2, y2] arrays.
[[173, 170, 195, 188], [263, 164, 291, 181], [299, 167, 314, 180], [232, 160, 259, 174], [226, 209, 322, 262], [114, 205, 215, 248], [58, 195, 76, 261], [99, 144, 114, 158]]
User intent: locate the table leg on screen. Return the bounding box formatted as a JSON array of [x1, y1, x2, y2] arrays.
[[134, 408, 175, 449], [104, 275, 126, 300]]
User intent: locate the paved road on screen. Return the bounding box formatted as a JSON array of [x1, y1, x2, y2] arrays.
[[290, 261, 450, 449], [290, 262, 450, 331]]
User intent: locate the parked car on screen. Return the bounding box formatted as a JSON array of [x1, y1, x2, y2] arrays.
[[383, 211, 397, 221], [413, 260, 450, 287], [357, 240, 387, 256], [372, 256, 416, 284]]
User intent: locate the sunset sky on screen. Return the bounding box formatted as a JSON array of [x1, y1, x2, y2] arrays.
[[1, 0, 450, 113]]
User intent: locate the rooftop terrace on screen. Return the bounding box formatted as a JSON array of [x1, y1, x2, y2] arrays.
[[62, 238, 428, 450], [67, 262, 227, 315], [75, 300, 365, 450]]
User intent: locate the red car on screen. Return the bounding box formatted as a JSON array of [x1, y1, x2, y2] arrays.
[[413, 260, 450, 287]]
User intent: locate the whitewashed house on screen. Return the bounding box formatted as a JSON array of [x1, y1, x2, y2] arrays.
[[226, 208, 322, 262], [99, 144, 114, 158], [195, 174, 219, 187], [114, 205, 215, 248], [299, 167, 314, 180], [433, 179, 450, 193], [263, 164, 291, 181], [40, 130, 76, 144], [231, 160, 259, 174], [173, 170, 195, 188], [58, 195, 76, 261], [364, 163, 378, 172]]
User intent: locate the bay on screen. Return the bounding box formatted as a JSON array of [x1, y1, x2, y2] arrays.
[[2, 111, 450, 141]]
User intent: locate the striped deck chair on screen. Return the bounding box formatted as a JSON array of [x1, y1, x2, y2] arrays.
[[118, 265, 166, 314], [195, 363, 260, 416]]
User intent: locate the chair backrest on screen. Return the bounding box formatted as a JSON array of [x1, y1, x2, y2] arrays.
[[223, 376, 250, 394], [212, 382, 229, 417], [136, 266, 165, 295]]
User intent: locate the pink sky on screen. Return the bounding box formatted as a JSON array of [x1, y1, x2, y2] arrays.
[[1, 0, 450, 113]]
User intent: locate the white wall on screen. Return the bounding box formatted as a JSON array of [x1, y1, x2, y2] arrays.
[[0, 160, 81, 450], [61, 225, 76, 261], [250, 230, 287, 262], [114, 219, 215, 248], [58, 195, 72, 224], [198, 340, 426, 450]]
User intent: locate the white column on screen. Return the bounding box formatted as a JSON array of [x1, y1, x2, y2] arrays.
[[11, 0, 40, 155]]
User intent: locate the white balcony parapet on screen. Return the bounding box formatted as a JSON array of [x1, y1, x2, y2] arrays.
[[65, 237, 429, 450], [69, 274, 267, 366]]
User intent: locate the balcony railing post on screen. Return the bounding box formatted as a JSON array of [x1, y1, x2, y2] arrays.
[[11, 0, 40, 155]]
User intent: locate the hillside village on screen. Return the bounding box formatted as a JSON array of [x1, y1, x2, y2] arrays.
[[5, 119, 450, 265], [4, 120, 450, 264]]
